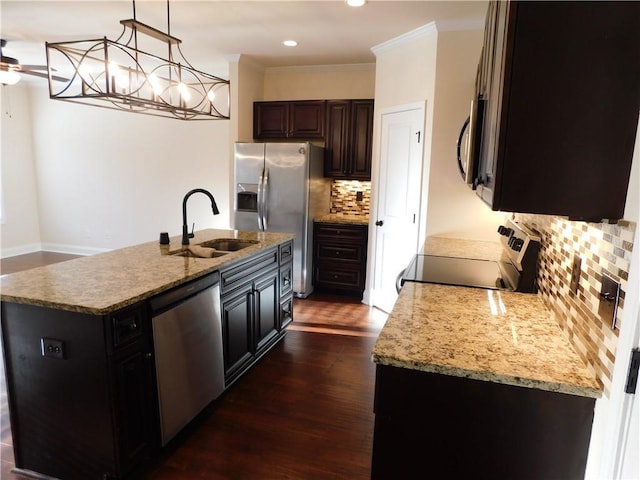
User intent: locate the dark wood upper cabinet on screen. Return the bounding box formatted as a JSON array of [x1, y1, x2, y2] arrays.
[[474, 1, 640, 221], [253, 100, 325, 139], [324, 99, 374, 180]]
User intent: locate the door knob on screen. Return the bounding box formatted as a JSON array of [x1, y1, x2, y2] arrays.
[[375, 220, 384, 226]]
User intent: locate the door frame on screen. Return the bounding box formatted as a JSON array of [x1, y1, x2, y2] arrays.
[[363, 100, 427, 308]]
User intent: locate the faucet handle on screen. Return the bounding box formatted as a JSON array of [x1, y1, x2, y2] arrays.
[[189, 222, 195, 239]]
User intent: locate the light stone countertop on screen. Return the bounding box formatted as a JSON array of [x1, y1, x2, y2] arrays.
[[314, 214, 369, 226], [372, 282, 601, 397], [0, 229, 294, 315], [374, 232, 602, 399], [421, 236, 503, 261]]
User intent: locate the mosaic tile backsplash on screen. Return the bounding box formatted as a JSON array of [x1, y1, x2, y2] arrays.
[[330, 180, 371, 216], [514, 213, 636, 397]]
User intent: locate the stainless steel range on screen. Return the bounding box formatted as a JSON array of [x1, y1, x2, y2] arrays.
[[400, 219, 540, 293]]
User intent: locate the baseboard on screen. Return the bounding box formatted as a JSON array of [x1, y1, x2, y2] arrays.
[[1, 243, 111, 259], [0, 243, 43, 259], [40, 243, 111, 256]]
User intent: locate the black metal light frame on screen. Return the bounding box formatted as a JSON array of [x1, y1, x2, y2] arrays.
[[45, 1, 230, 121]]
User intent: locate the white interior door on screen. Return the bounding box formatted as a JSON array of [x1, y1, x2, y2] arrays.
[[370, 104, 425, 313]]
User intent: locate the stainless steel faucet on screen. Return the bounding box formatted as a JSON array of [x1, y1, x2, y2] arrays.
[[182, 188, 220, 245]]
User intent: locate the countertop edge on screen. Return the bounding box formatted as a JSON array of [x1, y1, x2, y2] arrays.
[[371, 354, 602, 399]]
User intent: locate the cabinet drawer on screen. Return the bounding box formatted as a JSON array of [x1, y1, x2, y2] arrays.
[[280, 262, 293, 296], [279, 241, 293, 264], [314, 266, 364, 290], [111, 306, 144, 349], [316, 243, 365, 264], [220, 249, 278, 294], [314, 223, 367, 242], [280, 295, 294, 330]]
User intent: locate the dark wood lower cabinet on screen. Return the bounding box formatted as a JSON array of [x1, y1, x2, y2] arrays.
[[313, 222, 368, 296], [0, 302, 154, 480], [221, 266, 280, 384], [371, 365, 595, 480], [1, 243, 294, 480], [221, 244, 293, 386]]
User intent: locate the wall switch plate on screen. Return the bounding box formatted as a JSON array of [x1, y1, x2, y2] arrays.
[[41, 338, 65, 359], [598, 273, 621, 329], [569, 255, 581, 294]]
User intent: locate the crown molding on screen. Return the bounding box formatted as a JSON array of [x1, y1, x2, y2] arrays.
[[371, 22, 437, 57], [264, 63, 376, 74]]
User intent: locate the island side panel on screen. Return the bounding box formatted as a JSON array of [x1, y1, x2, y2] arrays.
[[371, 364, 596, 480], [1, 301, 117, 480]]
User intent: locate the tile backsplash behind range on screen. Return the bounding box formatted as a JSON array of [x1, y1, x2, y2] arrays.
[[330, 180, 371, 216], [515, 213, 636, 397]]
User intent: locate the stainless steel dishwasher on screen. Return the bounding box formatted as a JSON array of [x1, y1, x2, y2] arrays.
[[150, 272, 224, 446]]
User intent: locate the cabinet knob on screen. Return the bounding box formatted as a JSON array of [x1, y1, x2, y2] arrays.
[[375, 220, 384, 227]]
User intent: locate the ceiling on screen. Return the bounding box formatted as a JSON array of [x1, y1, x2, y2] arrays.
[[1, 0, 488, 82]]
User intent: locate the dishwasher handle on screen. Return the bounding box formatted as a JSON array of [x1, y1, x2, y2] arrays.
[[150, 271, 220, 313]]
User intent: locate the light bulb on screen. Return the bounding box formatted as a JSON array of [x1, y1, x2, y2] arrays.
[[148, 73, 163, 96], [0, 69, 20, 85], [178, 82, 191, 102], [207, 90, 216, 102]]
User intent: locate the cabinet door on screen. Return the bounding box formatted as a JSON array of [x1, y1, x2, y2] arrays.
[[254, 269, 279, 353], [324, 101, 351, 177], [289, 101, 325, 138], [254, 101, 325, 139], [349, 100, 374, 180], [114, 348, 154, 473], [221, 285, 254, 381], [476, 1, 640, 221], [324, 100, 373, 180], [254, 102, 289, 139]]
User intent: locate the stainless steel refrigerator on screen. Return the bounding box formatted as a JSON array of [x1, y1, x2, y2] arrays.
[[234, 142, 330, 298]]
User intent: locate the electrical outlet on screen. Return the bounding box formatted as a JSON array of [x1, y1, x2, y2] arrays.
[[41, 338, 65, 359], [598, 273, 621, 329], [356, 191, 363, 202], [569, 255, 581, 294]]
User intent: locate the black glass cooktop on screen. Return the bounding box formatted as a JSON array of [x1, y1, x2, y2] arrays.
[[402, 254, 510, 290]]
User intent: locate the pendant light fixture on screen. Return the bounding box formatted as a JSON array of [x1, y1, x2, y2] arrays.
[[45, 0, 230, 120]]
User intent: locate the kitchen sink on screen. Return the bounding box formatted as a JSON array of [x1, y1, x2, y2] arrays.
[[168, 238, 258, 258], [199, 239, 259, 251], [171, 249, 229, 258]]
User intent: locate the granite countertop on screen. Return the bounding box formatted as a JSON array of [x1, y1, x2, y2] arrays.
[[373, 276, 601, 399], [314, 214, 369, 226], [0, 229, 294, 315], [421, 236, 503, 261]]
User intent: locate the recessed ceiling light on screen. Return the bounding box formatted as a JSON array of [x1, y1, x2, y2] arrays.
[[346, 0, 366, 7], [283, 40, 298, 47]]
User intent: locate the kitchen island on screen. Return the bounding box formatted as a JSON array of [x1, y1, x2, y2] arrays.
[[0, 229, 294, 480], [371, 253, 601, 479]]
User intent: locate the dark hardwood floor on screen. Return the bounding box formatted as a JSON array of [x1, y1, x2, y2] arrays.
[[0, 252, 387, 480]]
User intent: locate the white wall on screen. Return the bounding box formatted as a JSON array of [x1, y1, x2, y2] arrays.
[[263, 64, 375, 100], [371, 24, 438, 251], [1, 84, 42, 255], [2, 82, 231, 256], [426, 27, 507, 241]]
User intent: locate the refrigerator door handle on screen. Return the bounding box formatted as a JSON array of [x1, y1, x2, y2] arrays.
[[262, 167, 270, 230], [257, 168, 265, 230]]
